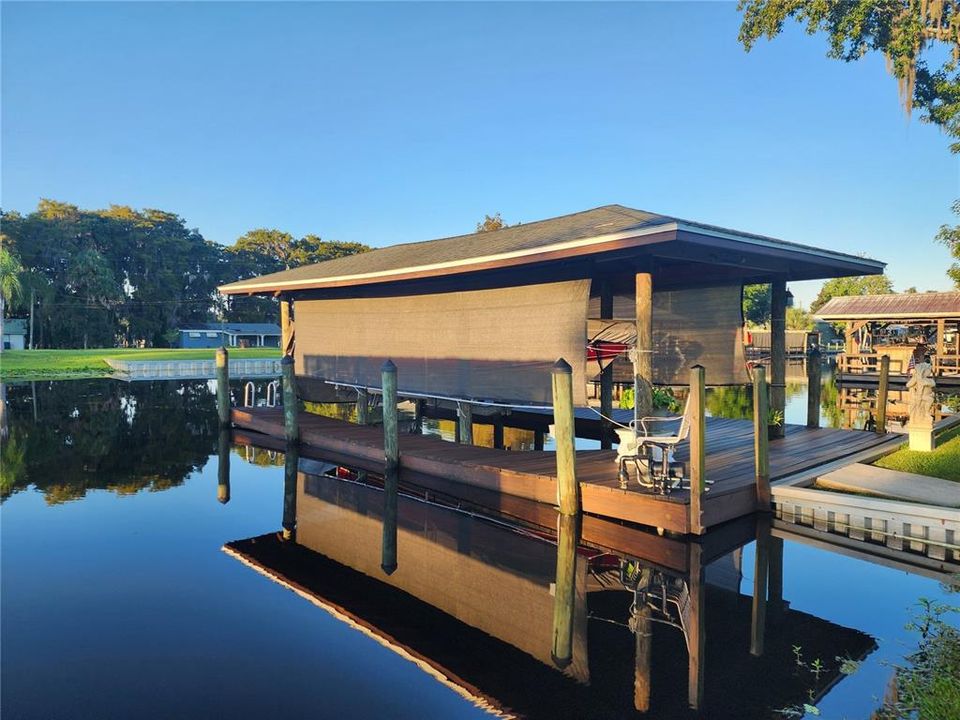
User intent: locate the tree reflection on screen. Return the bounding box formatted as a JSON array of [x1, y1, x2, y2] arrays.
[[1, 379, 220, 504]]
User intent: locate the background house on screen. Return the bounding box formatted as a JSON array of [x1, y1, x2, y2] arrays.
[[2, 319, 27, 350], [177, 323, 281, 349]]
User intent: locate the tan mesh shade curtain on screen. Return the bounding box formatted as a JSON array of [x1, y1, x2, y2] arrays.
[[295, 280, 590, 406], [587, 284, 749, 385]]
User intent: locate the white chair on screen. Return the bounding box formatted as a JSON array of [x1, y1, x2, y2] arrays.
[[615, 394, 694, 494]]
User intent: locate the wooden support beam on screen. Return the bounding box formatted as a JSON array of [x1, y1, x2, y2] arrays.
[[806, 344, 821, 429], [281, 355, 299, 445], [282, 443, 298, 541], [552, 359, 581, 516], [356, 389, 369, 425], [770, 279, 786, 438], [752, 366, 771, 510], [458, 402, 473, 445], [216, 347, 230, 427], [381, 360, 399, 575], [534, 429, 545, 451], [280, 298, 294, 356], [689, 365, 706, 535], [493, 414, 505, 450], [687, 543, 706, 711], [217, 428, 231, 504], [635, 272, 654, 418], [750, 520, 771, 657], [551, 512, 580, 668], [600, 279, 614, 450], [877, 354, 890, 434]]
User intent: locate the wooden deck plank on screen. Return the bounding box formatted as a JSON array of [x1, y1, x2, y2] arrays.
[[231, 407, 900, 533]]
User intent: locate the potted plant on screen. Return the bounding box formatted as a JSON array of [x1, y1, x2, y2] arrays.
[[768, 409, 784, 440]]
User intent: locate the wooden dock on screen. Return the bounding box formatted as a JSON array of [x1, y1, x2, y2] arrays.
[[232, 407, 901, 535]]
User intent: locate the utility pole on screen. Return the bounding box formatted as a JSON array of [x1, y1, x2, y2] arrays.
[[28, 289, 35, 350]]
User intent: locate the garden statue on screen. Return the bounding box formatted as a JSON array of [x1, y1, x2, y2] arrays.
[[906, 361, 936, 451]]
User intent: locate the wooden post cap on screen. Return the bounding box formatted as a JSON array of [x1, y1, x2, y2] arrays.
[[280, 355, 293, 366], [382, 359, 397, 373], [553, 358, 572, 374]]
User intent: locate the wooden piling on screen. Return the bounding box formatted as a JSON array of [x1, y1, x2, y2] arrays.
[[282, 443, 298, 541], [215, 347, 230, 427], [551, 512, 580, 669], [689, 365, 706, 535], [493, 414, 505, 450], [770, 279, 787, 439], [752, 366, 771, 510], [768, 535, 784, 613], [381, 360, 399, 575], [750, 520, 770, 657], [877, 354, 890, 435], [412, 398, 425, 435], [806, 344, 821, 429], [551, 359, 580, 516], [600, 279, 614, 450], [635, 273, 654, 418], [458, 403, 473, 445], [217, 428, 231, 504], [281, 355, 299, 444]]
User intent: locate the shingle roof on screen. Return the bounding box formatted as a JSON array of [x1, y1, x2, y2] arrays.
[[179, 323, 281, 334], [2, 319, 27, 335], [219, 204, 884, 295], [816, 292, 960, 320]]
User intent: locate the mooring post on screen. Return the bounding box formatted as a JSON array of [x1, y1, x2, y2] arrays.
[[876, 354, 890, 435], [750, 518, 771, 657], [806, 343, 821, 429], [551, 511, 580, 669], [458, 402, 473, 445], [552, 359, 580, 516], [689, 365, 706, 535], [381, 360, 399, 575], [217, 428, 231, 504], [752, 365, 771, 510], [282, 442, 298, 541], [356, 388, 369, 425], [215, 347, 230, 427], [281, 355, 299, 445]]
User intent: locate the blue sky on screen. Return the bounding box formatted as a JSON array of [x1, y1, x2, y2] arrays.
[[2, 1, 955, 306]]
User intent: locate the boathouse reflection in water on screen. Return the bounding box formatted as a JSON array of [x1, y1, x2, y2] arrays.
[[224, 458, 877, 719]]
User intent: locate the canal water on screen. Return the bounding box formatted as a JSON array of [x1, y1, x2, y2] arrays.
[[1, 379, 956, 719]]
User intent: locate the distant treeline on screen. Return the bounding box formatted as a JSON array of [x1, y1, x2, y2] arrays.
[[0, 199, 369, 348]]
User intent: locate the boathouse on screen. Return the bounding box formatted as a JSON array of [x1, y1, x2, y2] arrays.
[[816, 291, 960, 385], [219, 205, 895, 535]]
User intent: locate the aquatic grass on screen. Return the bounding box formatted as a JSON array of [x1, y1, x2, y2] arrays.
[[873, 425, 960, 483], [0, 347, 280, 380]]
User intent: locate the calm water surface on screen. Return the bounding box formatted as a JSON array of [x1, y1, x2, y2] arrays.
[[1, 379, 956, 719]]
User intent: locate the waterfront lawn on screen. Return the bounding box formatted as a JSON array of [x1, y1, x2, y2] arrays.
[[0, 347, 280, 380], [873, 425, 960, 483]]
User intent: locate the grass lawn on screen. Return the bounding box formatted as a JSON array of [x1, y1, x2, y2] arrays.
[[873, 425, 960, 483], [0, 347, 280, 380]]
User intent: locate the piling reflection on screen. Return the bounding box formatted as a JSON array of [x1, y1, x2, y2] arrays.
[[217, 429, 231, 504], [224, 455, 878, 718]]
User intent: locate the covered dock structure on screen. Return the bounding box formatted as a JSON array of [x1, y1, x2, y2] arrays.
[[817, 291, 960, 386], [219, 204, 888, 533]]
